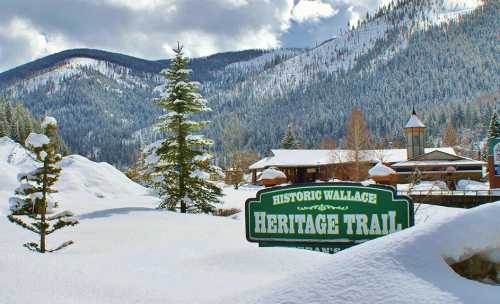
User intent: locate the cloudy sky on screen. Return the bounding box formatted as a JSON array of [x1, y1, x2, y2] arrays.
[[0, 0, 384, 72]]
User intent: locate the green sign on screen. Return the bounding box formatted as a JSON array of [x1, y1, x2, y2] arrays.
[[245, 183, 414, 252]]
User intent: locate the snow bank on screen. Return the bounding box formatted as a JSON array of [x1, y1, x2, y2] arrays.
[[258, 167, 286, 180], [0, 136, 155, 214], [368, 162, 396, 177], [0, 137, 38, 215], [229, 203, 500, 304], [57, 155, 150, 201]]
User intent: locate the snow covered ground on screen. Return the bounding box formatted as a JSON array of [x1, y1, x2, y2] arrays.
[[1, 136, 499, 303]]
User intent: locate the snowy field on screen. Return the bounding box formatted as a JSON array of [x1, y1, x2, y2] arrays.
[[1, 137, 499, 303]]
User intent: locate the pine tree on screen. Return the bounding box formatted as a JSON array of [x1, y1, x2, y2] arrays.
[[152, 43, 222, 213], [487, 111, 500, 143], [281, 124, 297, 149], [0, 111, 6, 137], [8, 117, 78, 253]]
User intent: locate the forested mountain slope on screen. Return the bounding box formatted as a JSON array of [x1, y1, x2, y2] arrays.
[[205, 0, 498, 154], [0, 48, 294, 166]]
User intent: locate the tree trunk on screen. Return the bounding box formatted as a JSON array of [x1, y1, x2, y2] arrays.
[[40, 214, 46, 253], [177, 115, 187, 214], [41, 158, 48, 253]]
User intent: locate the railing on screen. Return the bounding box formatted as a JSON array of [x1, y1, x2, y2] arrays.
[[397, 190, 500, 197]]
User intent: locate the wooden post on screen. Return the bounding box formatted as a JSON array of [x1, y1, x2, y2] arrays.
[[251, 170, 257, 185]]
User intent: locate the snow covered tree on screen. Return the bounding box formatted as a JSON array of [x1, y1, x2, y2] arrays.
[[487, 111, 500, 143], [281, 124, 297, 149], [8, 117, 78, 253], [152, 44, 222, 213]]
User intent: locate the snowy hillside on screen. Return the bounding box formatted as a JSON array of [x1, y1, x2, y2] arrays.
[[3, 57, 155, 97], [1, 137, 500, 303], [206, 0, 498, 155], [0, 48, 289, 166], [214, 0, 483, 103]]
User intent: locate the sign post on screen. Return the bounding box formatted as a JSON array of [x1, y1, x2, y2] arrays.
[[488, 137, 500, 189], [245, 182, 414, 254]]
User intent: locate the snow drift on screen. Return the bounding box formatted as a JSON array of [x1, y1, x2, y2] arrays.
[[230, 203, 500, 304], [0, 136, 154, 215]]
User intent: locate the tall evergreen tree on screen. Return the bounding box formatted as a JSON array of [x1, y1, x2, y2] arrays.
[[487, 111, 500, 143], [0, 110, 6, 137], [281, 124, 297, 149], [8, 117, 78, 253], [152, 44, 222, 213]]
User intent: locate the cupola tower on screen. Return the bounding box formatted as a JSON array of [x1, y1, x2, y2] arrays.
[[404, 108, 426, 160]]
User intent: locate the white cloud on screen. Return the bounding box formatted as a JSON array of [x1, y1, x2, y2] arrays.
[[0, 17, 71, 70], [103, 0, 174, 11], [291, 0, 338, 23], [0, 0, 383, 71], [235, 26, 282, 50]]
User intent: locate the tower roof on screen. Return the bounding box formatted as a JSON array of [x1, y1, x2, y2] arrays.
[[404, 110, 426, 128]]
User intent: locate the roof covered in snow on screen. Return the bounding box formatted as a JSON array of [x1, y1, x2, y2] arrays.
[[404, 114, 426, 128], [249, 148, 456, 170], [392, 150, 485, 167]]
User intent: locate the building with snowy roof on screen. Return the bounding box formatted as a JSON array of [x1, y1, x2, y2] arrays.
[[249, 110, 485, 185]]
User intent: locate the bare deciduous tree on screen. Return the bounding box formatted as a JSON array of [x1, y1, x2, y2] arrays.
[[344, 107, 372, 181]]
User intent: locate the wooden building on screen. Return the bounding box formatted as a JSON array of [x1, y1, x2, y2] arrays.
[[249, 111, 485, 185]]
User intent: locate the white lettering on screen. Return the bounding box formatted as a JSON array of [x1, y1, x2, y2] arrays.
[[344, 214, 356, 235], [315, 214, 327, 234], [305, 214, 316, 234], [267, 214, 277, 233], [326, 214, 339, 234], [277, 214, 288, 233], [355, 214, 369, 235], [254, 212, 266, 233]]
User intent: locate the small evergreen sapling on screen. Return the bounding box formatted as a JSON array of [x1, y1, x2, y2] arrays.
[[8, 117, 78, 253], [152, 44, 222, 213]]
